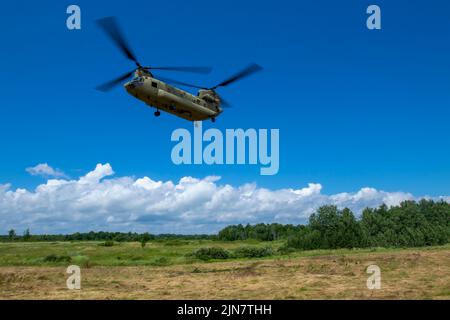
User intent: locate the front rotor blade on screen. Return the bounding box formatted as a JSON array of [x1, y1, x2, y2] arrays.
[[219, 96, 232, 108], [158, 76, 206, 89], [145, 66, 212, 74], [96, 17, 139, 66], [95, 71, 134, 92], [211, 63, 262, 89]]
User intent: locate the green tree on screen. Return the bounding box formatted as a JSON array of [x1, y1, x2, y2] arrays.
[[23, 228, 31, 241], [8, 229, 16, 241], [140, 232, 152, 248]]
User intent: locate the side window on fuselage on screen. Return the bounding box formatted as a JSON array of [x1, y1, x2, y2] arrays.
[[152, 82, 158, 88]]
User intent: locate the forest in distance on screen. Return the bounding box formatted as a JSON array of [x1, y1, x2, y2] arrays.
[[2, 200, 450, 251]]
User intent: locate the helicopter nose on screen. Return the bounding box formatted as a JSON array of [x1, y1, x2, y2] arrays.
[[124, 82, 140, 96], [124, 81, 135, 90], [124, 83, 138, 99]]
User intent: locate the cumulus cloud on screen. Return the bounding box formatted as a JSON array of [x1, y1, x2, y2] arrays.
[[26, 163, 67, 179], [0, 163, 448, 234]]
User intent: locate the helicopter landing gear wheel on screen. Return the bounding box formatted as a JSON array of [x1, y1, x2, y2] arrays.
[[211, 117, 216, 123], [154, 110, 161, 117]]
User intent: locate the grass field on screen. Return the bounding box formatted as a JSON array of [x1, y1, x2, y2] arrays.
[[0, 240, 449, 299]]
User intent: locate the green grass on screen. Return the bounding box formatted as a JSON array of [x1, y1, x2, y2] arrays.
[[0, 240, 449, 267], [0, 240, 279, 266]]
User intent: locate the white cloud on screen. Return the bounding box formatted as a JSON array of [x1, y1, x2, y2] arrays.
[[0, 163, 447, 234], [26, 163, 67, 179]]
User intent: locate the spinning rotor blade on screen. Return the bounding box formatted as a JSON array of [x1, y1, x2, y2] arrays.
[[159, 77, 232, 108], [156, 64, 263, 109], [158, 76, 206, 89], [144, 66, 212, 74], [95, 71, 134, 92], [210, 63, 262, 89], [159, 64, 263, 91], [219, 96, 232, 108], [96, 17, 140, 66]]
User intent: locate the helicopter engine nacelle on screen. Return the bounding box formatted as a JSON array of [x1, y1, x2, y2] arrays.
[[198, 90, 220, 105]]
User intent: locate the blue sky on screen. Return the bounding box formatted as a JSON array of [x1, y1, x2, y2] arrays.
[[0, 0, 450, 233]]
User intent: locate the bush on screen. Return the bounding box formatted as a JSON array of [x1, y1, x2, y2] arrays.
[[277, 246, 296, 255], [192, 247, 230, 261], [99, 240, 115, 247], [150, 257, 170, 266], [233, 246, 273, 258], [72, 255, 92, 268], [43, 254, 72, 263]]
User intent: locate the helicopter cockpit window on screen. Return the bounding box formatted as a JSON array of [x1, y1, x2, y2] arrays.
[[152, 82, 158, 88]]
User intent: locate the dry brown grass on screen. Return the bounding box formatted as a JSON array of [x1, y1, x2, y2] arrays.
[[1, 248, 449, 300]]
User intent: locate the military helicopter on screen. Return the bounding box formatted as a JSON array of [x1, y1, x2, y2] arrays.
[[96, 17, 262, 122]]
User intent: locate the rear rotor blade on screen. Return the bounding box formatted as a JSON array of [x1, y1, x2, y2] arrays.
[[144, 66, 212, 74], [95, 71, 134, 92], [211, 63, 262, 89], [158, 76, 206, 89], [96, 17, 140, 66]]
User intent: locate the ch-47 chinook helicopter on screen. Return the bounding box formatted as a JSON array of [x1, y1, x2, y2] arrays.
[[95, 17, 262, 122]]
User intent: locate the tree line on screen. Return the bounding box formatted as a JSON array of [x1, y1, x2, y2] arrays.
[[1, 230, 213, 242], [219, 200, 450, 249], [2, 200, 449, 250]]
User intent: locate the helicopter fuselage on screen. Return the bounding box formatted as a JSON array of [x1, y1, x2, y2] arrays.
[[124, 74, 222, 121]]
